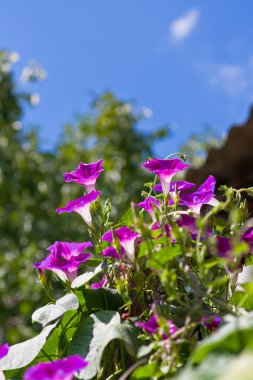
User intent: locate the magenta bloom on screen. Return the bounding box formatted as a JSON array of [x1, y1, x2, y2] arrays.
[[56, 190, 101, 226], [179, 176, 219, 214], [34, 241, 92, 282], [136, 314, 177, 339], [102, 226, 140, 262], [135, 197, 160, 221], [24, 355, 88, 380], [101, 246, 121, 259], [0, 343, 9, 359], [154, 180, 195, 193], [142, 158, 190, 195], [91, 275, 106, 289], [201, 316, 222, 331], [242, 227, 253, 253], [64, 160, 103, 193]]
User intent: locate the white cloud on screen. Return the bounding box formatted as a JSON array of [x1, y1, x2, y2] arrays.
[[200, 58, 253, 98], [170, 9, 200, 42]]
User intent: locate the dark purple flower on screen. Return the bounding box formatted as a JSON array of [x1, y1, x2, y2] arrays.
[[142, 158, 190, 195], [91, 275, 106, 289], [216, 236, 232, 258], [201, 316, 222, 331], [136, 314, 178, 339], [102, 226, 140, 262], [134, 197, 160, 221], [154, 180, 195, 193], [64, 160, 103, 193], [0, 343, 9, 359], [24, 355, 88, 380], [179, 176, 219, 214], [34, 241, 92, 282], [56, 190, 101, 226]]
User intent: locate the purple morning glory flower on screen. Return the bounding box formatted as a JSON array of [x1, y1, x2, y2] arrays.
[[34, 241, 92, 282], [102, 226, 140, 262], [24, 355, 88, 380], [64, 160, 103, 193], [201, 316, 222, 332], [134, 197, 160, 221], [91, 275, 106, 289], [216, 236, 232, 258], [0, 343, 9, 359], [179, 175, 219, 214], [153, 180, 195, 193], [136, 314, 158, 334], [56, 190, 101, 226], [142, 158, 190, 196], [242, 227, 253, 253], [136, 314, 178, 339], [101, 246, 121, 259]]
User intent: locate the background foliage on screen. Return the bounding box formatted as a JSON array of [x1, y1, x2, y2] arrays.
[[0, 51, 169, 343]]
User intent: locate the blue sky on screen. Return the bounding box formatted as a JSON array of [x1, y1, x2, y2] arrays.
[[1, 1, 253, 156]]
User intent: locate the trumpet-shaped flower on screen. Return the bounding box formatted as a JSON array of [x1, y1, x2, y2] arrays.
[[64, 160, 103, 193], [142, 158, 190, 195], [102, 226, 139, 262], [135, 197, 160, 221], [153, 180, 195, 193], [136, 314, 177, 339], [34, 241, 92, 282], [24, 355, 88, 380], [0, 343, 9, 359], [101, 246, 121, 259], [56, 190, 101, 226], [179, 176, 219, 214]]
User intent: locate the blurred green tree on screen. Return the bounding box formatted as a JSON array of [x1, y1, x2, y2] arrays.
[[0, 51, 169, 342]]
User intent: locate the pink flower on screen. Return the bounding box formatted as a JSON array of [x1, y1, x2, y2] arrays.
[[153, 180, 195, 193], [64, 160, 103, 193], [142, 158, 190, 195], [91, 275, 106, 289], [134, 197, 160, 221], [56, 190, 101, 226], [136, 314, 178, 339], [102, 226, 140, 262], [0, 343, 9, 359], [179, 176, 219, 214], [34, 242, 92, 282], [24, 355, 88, 380]]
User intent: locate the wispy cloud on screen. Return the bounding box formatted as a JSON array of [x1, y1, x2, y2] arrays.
[[170, 9, 200, 42], [199, 58, 253, 98]]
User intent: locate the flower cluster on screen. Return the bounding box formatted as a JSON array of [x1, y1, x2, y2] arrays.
[[3, 154, 253, 379]]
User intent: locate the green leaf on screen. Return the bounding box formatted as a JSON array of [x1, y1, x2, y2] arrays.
[[175, 353, 234, 380], [0, 322, 57, 370], [5, 310, 79, 379], [68, 310, 139, 379], [82, 288, 124, 311], [32, 294, 79, 326], [131, 361, 163, 379], [114, 207, 133, 228], [71, 262, 107, 289], [146, 245, 182, 270], [218, 350, 253, 380], [191, 312, 253, 364]]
